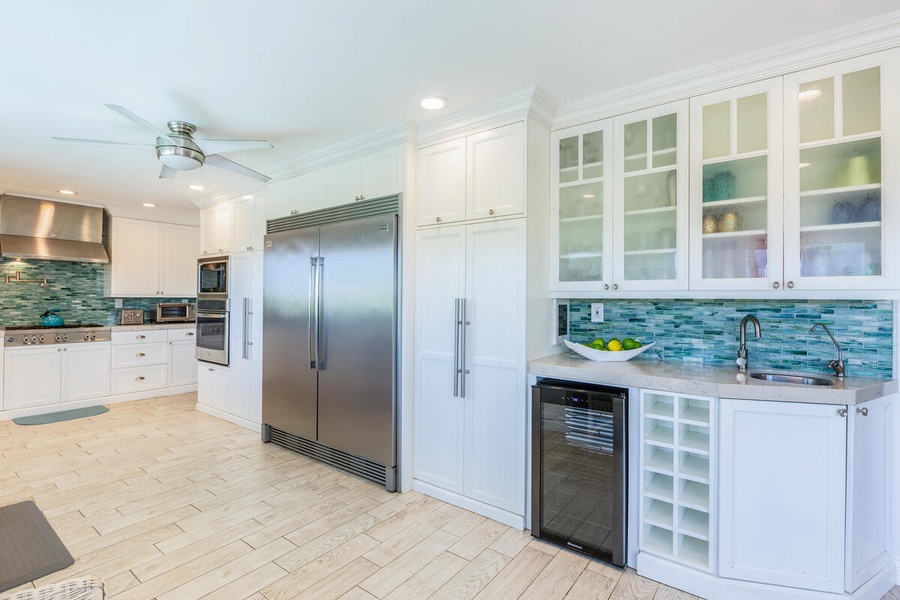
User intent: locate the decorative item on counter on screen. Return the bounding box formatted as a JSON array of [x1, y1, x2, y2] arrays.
[[719, 211, 742, 232], [39, 308, 63, 327], [564, 338, 656, 362], [702, 214, 718, 234]]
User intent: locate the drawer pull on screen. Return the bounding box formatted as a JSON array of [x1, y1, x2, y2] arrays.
[[186, 332, 194, 336], [135, 352, 146, 357], [136, 335, 146, 339], [135, 376, 145, 381]]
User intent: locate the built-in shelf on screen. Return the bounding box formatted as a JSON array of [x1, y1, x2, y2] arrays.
[[560, 214, 602, 224], [701, 195, 767, 207]]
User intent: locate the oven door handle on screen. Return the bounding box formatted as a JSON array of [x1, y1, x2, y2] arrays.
[[196, 313, 226, 319]]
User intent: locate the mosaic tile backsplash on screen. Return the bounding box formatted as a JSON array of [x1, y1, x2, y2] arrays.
[[0, 259, 193, 326], [567, 299, 894, 379]]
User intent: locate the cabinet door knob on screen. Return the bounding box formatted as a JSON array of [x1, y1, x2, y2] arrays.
[[604, 283, 610, 291], [786, 281, 794, 289], [489, 209, 495, 216], [856, 406, 868, 416], [612, 283, 619, 291], [838, 407, 848, 417], [435, 216, 442, 223], [772, 281, 780, 289]]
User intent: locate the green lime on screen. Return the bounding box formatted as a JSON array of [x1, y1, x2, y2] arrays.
[[622, 337, 637, 350]]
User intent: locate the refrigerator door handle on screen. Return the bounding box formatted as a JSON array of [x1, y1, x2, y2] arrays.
[[460, 298, 467, 399], [453, 298, 461, 397], [242, 297, 251, 359], [308, 256, 317, 369], [314, 256, 324, 370]]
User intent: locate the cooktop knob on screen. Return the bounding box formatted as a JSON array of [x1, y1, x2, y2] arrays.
[[5, 337, 12, 343], [39, 335, 45, 343]]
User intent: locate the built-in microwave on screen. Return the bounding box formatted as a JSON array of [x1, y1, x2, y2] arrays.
[[157, 302, 194, 323], [198, 256, 229, 299]]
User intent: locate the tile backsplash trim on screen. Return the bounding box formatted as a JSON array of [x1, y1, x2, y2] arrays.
[[0, 259, 192, 325], [567, 299, 893, 379]]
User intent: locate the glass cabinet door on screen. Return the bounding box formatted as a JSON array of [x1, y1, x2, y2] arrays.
[[689, 78, 784, 290], [550, 119, 614, 292], [613, 101, 689, 291], [783, 50, 897, 289]]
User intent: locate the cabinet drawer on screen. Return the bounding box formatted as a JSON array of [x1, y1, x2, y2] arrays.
[[111, 364, 167, 394], [112, 329, 168, 345], [167, 328, 197, 342], [111, 343, 167, 368]]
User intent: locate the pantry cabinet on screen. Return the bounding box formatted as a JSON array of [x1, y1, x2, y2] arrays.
[[109, 217, 198, 297], [228, 251, 263, 425], [417, 122, 525, 226], [413, 219, 527, 521], [2, 343, 110, 410], [551, 101, 688, 294]]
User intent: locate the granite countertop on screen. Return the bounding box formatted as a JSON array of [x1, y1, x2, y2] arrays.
[[112, 322, 195, 332], [529, 352, 897, 405]]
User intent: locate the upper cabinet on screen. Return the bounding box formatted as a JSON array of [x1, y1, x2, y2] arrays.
[[417, 122, 525, 227], [199, 202, 233, 255], [551, 102, 688, 294], [783, 50, 899, 290], [232, 194, 267, 253], [267, 170, 327, 220], [689, 78, 784, 291], [108, 217, 198, 297]]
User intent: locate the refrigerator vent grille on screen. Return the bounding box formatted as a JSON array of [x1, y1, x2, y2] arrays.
[[268, 426, 393, 490], [267, 195, 400, 233]]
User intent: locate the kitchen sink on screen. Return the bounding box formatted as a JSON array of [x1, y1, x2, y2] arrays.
[[749, 371, 834, 386]]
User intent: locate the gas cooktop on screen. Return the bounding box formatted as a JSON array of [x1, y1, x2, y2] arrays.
[[3, 324, 111, 346], [3, 323, 106, 330]]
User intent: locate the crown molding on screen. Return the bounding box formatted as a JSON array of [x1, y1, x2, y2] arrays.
[[416, 87, 556, 147], [104, 205, 199, 226], [554, 10, 900, 129]]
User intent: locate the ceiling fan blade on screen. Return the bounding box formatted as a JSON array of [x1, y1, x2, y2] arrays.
[[205, 154, 271, 182], [159, 164, 178, 179], [194, 138, 273, 155], [104, 103, 174, 141], [51, 136, 152, 147]]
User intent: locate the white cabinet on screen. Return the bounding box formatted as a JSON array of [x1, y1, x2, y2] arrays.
[[3, 343, 110, 410], [718, 397, 889, 594], [327, 146, 403, 206], [550, 102, 688, 294], [109, 217, 198, 297], [232, 195, 267, 253], [417, 122, 525, 226], [639, 390, 714, 571], [267, 170, 328, 220], [227, 251, 263, 424], [197, 364, 231, 413], [413, 219, 526, 520], [200, 202, 233, 255], [167, 327, 197, 387], [110, 330, 168, 394]]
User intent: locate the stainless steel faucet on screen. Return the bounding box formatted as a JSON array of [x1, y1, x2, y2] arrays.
[[736, 314, 761, 371], [811, 323, 845, 378]]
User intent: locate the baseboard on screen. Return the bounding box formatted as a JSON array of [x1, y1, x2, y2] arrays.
[[412, 479, 526, 530], [195, 403, 261, 433], [637, 551, 896, 600], [0, 385, 197, 423]]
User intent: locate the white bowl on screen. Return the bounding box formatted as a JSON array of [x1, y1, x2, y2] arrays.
[[564, 339, 656, 362]]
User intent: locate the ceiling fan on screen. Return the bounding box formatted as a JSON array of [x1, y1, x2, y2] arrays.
[[52, 103, 273, 182]]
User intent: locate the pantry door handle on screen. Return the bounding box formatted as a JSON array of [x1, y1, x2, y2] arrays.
[[460, 298, 468, 399], [453, 298, 461, 398]]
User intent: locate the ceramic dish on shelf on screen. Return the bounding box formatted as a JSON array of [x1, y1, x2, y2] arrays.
[[564, 339, 656, 362]]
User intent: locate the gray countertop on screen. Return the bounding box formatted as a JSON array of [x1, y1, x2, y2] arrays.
[[529, 352, 897, 405]]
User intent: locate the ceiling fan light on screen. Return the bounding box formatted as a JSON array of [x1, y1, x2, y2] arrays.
[[156, 145, 204, 171]]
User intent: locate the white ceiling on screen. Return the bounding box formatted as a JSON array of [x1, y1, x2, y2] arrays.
[[1, 1, 898, 221]]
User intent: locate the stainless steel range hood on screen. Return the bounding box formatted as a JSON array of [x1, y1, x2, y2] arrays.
[[0, 195, 109, 263]]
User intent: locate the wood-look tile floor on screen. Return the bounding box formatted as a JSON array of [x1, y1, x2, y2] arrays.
[[0, 393, 896, 600]]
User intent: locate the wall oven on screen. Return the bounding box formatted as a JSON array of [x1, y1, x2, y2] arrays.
[[198, 255, 229, 299], [196, 299, 229, 366]]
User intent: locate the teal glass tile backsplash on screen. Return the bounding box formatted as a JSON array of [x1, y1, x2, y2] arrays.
[[0, 259, 192, 325], [567, 299, 894, 379]]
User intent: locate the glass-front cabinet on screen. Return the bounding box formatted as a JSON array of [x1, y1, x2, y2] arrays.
[[550, 120, 613, 292], [689, 79, 784, 291], [783, 50, 899, 290], [550, 102, 687, 294], [613, 102, 689, 291]]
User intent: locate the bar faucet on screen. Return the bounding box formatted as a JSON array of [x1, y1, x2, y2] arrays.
[[811, 323, 845, 378], [736, 314, 761, 372]]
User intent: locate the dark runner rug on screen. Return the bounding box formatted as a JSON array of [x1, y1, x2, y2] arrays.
[[0, 500, 74, 592], [13, 405, 108, 426]]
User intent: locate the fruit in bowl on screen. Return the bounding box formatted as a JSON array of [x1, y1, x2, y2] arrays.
[[564, 338, 655, 362]]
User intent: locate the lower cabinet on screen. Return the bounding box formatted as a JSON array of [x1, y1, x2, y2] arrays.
[[3, 343, 111, 410], [110, 330, 168, 395], [639, 393, 892, 598], [197, 364, 231, 413], [167, 328, 198, 386]]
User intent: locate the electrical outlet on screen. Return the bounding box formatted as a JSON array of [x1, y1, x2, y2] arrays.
[[114, 298, 123, 308], [591, 303, 604, 323]]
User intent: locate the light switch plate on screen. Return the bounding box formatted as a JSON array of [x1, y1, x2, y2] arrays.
[[591, 303, 604, 323], [114, 298, 123, 308]]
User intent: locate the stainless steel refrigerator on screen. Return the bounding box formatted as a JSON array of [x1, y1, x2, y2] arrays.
[[261, 196, 399, 490]]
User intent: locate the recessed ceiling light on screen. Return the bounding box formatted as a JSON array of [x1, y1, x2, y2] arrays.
[[798, 89, 822, 102], [420, 96, 447, 110], [58, 189, 76, 195], [142, 203, 156, 208], [188, 185, 205, 191]]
